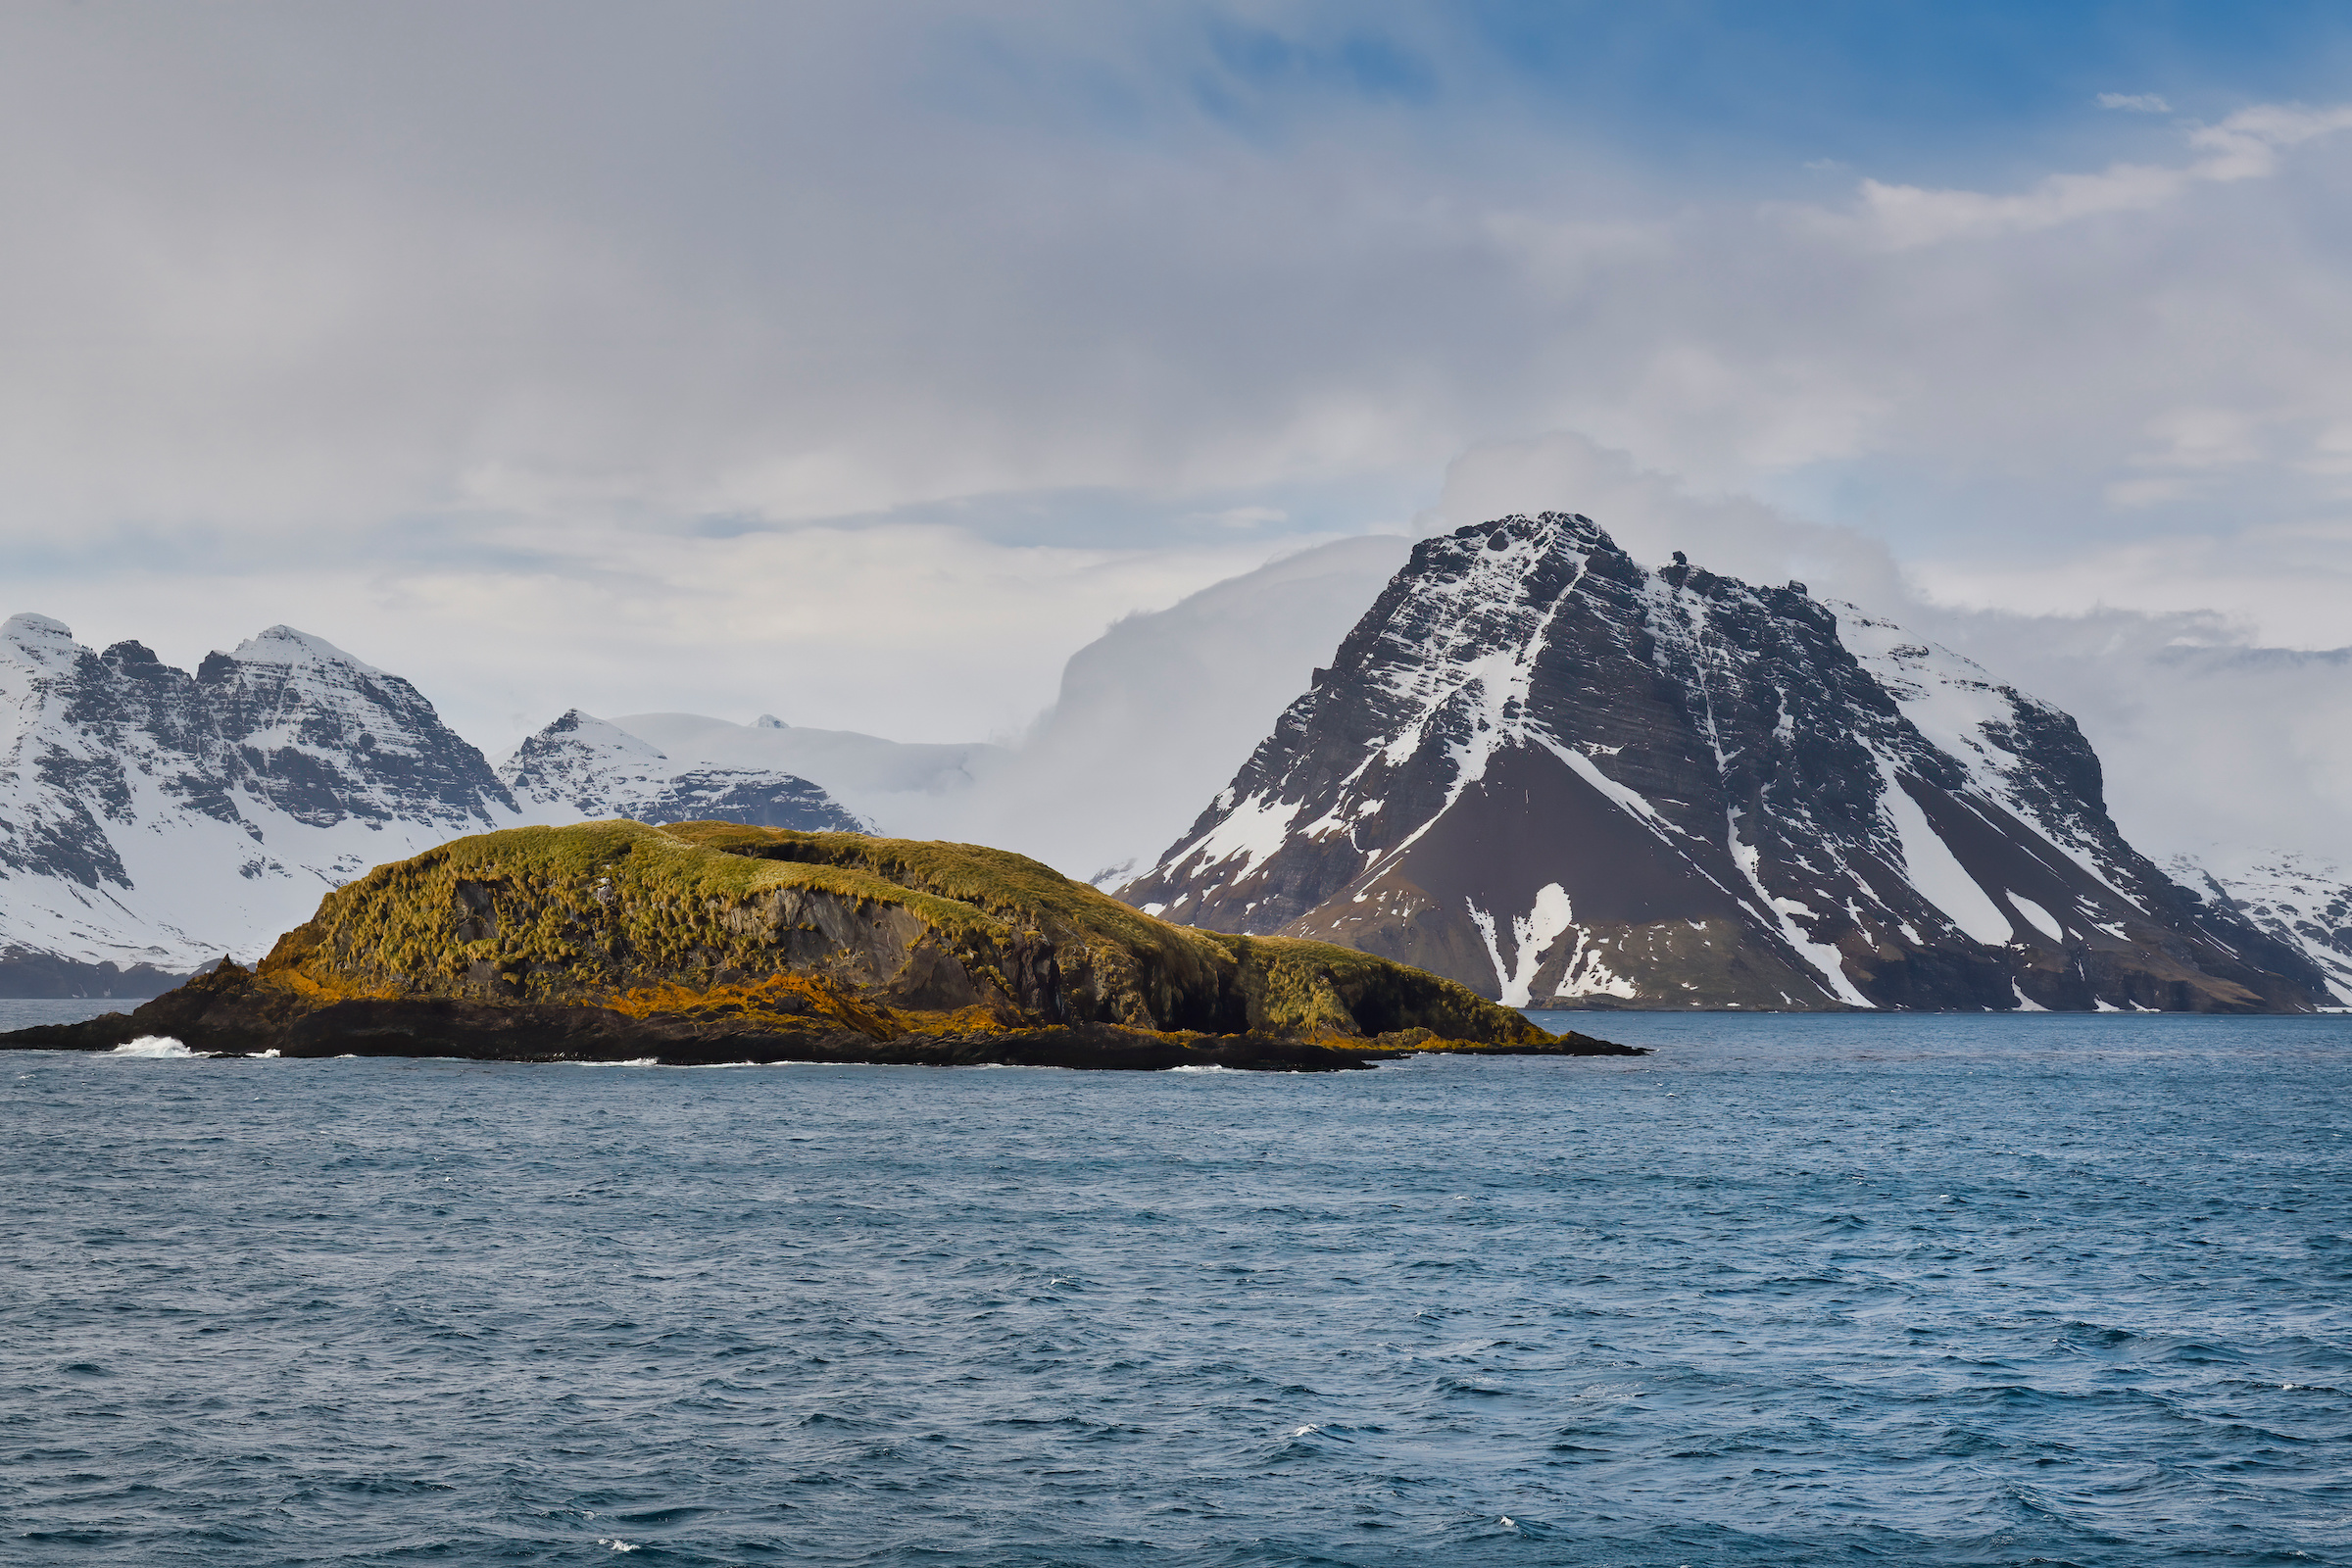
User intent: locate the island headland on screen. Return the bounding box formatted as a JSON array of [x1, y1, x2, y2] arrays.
[[0, 820, 1635, 1069]]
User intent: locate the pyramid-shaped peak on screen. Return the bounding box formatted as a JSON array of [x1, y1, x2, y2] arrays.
[[223, 625, 381, 674], [1122, 508, 2330, 1014], [534, 709, 666, 760], [2, 612, 80, 669]]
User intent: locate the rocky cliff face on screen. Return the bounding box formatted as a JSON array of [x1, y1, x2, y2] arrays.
[[502, 710, 866, 833], [1118, 514, 2328, 1012]]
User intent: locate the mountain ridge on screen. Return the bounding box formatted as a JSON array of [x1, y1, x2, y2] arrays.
[[0, 612, 520, 988], [0, 619, 865, 993], [500, 709, 866, 834]]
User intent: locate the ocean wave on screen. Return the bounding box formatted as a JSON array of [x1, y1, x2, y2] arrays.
[[106, 1035, 199, 1057]]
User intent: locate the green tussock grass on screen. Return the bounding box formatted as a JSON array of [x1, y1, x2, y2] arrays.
[[1212, 934, 1548, 1045], [263, 820, 1017, 1004]]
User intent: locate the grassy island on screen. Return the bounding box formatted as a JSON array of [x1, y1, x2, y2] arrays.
[[3, 821, 1636, 1070]]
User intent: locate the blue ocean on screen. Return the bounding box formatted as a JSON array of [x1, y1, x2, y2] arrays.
[[5, 1003, 2348, 1566]]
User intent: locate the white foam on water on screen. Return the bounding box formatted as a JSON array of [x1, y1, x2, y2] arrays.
[[1166, 1063, 1247, 1074], [108, 1036, 198, 1058]]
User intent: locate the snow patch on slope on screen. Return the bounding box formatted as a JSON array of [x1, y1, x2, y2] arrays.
[[1875, 766, 2014, 947], [1468, 882, 1577, 1008], [1839, 607, 2142, 909], [1165, 793, 1303, 882], [1727, 808, 1873, 1006], [1550, 924, 1641, 1003], [2010, 893, 2066, 944]]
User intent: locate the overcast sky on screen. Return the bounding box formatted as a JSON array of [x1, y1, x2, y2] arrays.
[[7, 1, 2352, 761]]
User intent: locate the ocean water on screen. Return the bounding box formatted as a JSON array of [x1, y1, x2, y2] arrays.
[[5, 1008, 2349, 1567]]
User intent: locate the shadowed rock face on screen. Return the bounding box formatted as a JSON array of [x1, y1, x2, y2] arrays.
[[1119, 514, 2329, 1014], [1, 820, 1636, 1069]]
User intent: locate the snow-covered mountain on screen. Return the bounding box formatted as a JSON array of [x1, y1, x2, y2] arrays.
[[0, 614, 521, 992], [2169, 852, 2352, 1006], [576, 536, 1416, 881], [500, 710, 865, 832], [1118, 514, 2329, 1012]]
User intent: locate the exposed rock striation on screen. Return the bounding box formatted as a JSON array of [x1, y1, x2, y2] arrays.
[[1118, 513, 2328, 1013], [4, 820, 1634, 1068]]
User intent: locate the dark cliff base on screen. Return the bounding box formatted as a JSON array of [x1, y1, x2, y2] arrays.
[[0, 994, 1641, 1072]]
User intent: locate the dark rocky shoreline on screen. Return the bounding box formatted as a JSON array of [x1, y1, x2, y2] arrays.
[[0, 994, 1641, 1071]]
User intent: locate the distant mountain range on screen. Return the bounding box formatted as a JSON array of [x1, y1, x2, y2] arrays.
[[0, 618, 859, 995], [5, 523, 2347, 1006], [1117, 514, 2343, 1012], [0, 615, 517, 995], [498, 710, 865, 833]]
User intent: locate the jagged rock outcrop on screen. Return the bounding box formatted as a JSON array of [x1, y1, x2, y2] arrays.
[[1118, 513, 2329, 1013], [0, 615, 520, 986], [1, 820, 1634, 1068], [502, 710, 865, 833]]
